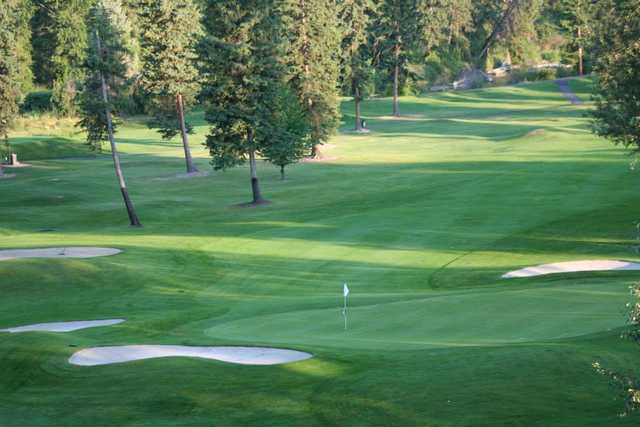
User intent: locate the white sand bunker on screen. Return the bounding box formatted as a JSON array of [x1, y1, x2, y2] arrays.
[[69, 345, 313, 366], [0, 247, 121, 261], [0, 319, 124, 333], [503, 260, 640, 278]]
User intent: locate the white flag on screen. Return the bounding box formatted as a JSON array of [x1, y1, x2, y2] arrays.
[[343, 283, 350, 297]]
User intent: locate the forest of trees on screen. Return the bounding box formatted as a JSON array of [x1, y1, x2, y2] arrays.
[[0, 0, 634, 198], [5, 1, 599, 119]]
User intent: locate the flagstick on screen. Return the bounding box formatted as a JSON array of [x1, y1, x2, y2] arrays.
[[343, 293, 348, 331]]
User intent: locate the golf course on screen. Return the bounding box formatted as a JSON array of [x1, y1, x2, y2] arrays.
[[1, 77, 639, 425]]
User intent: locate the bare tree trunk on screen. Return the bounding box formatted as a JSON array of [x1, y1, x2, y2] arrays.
[[249, 149, 263, 203], [176, 93, 197, 173], [354, 86, 362, 131], [96, 32, 142, 227], [577, 27, 584, 76], [247, 131, 264, 204], [280, 165, 285, 180], [392, 42, 400, 117]]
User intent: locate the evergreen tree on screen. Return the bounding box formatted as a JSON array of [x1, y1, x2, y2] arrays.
[[138, 0, 203, 174], [260, 85, 310, 180], [200, 0, 285, 204], [554, 0, 593, 75], [15, 0, 35, 96], [373, 0, 419, 117], [589, 0, 640, 153], [31, 0, 56, 86], [339, 0, 376, 131], [282, 0, 341, 157], [422, 0, 473, 85], [50, 0, 93, 116], [0, 1, 22, 176], [77, 0, 142, 226]]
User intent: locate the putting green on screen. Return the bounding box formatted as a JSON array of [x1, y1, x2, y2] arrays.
[[206, 281, 630, 349]]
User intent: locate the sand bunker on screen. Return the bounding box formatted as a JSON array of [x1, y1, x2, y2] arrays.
[[0, 319, 125, 333], [69, 345, 313, 366], [503, 260, 640, 278], [0, 247, 121, 261]]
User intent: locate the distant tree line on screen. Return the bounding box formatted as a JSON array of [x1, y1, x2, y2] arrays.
[[0, 0, 632, 211]]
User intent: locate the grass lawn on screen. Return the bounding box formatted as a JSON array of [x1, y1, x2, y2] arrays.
[[1, 78, 639, 426]]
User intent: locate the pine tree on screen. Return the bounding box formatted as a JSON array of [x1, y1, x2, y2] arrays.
[[555, 0, 593, 75], [50, 0, 93, 116], [339, 0, 376, 131], [282, 0, 341, 157], [373, 0, 419, 117], [0, 1, 22, 176], [589, 0, 640, 152], [77, 0, 142, 226], [200, 0, 285, 204], [31, 0, 56, 86], [422, 0, 473, 84], [15, 0, 35, 96], [138, 0, 203, 174], [260, 85, 310, 180]]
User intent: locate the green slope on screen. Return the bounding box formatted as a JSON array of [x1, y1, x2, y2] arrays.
[[1, 78, 639, 426]]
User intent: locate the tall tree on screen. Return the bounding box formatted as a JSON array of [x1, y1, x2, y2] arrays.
[[138, 0, 203, 174], [373, 0, 419, 117], [339, 0, 376, 131], [590, 6, 640, 411], [0, 1, 22, 177], [78, 0, 142, 226], [421, 0, 473, 85], [50, 0, 94, 116], [555, 0, 593, 75], [282, 0, 341, 157], [260, 85, 310, 180], [31, 0, 56, 86], [472, 0, 533, 69], [200, 0, 284, 204], [15, 0, 35, 96], [589, 0, 640, 153]]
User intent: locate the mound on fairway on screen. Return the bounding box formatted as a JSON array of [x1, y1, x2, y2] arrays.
[[0, 319, 125, 333], [0, 247, 121, 261], [502, 260, 640, 278], [69, 345, 313, 366]]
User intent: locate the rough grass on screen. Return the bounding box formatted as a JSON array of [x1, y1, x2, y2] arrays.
[[1, 78, 639, 426]]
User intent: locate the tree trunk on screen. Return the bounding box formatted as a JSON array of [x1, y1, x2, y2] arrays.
[[96, 32, 142, 227], [392, 44, 400, 117], [176, 93, 197, 173], [577, 27, 584, 76], [248, 137, 263, 204], [280, 165, 285, 180], [354, 86, 362, 131]]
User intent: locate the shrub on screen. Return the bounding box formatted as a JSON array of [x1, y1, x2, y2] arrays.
[[20, 90, 53, 113]]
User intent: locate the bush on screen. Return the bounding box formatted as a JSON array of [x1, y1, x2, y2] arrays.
[[556, 67, 576, 79], [20, 90, 53, 113], [536, 68, 557, 81], [508, 68, 557, 84]]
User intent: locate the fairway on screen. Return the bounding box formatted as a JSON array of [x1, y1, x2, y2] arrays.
[[2, 79, 640, 426]]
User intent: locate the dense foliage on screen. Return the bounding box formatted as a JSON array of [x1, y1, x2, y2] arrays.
[[200, 0, 292, 202], [589, 0, 640, 151], [283, 0, 342, 156], [138, 0, 203, 173], [0, 1, 22, 153], [78, 0, 142, 226]]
